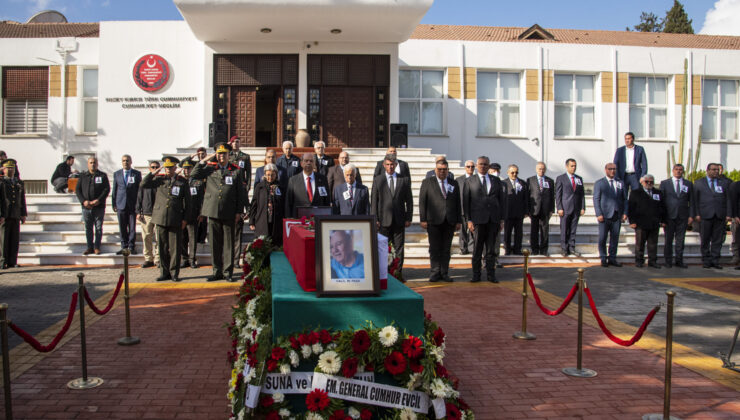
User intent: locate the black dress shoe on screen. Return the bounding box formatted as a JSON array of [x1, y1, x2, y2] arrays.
[[129, 247, 137, 255], [83, 248, 93, 256], [601, 261, 609, 267], [488, 277, 499, 283], [712, 264, 723, 269], [609, 261, 623, 267], [116, 249, 125, 255], [676, 262, 688, 268], [156, 275, 171, 282], [173, 277, 181, 282], [443, 276, 453, 283], [190, 261, 199, 269], [703, 264, 712, 269], [496, 263, 504, 269], [664, 263, 673, 268], [570, 251, 582, 257], [207, 274, 224, 282], [470, 277, 481, 283], [429, 278, 439, 282], [648, 262, 661, 269], [141, 261, 155, 268], [635, 262, 644, 268]]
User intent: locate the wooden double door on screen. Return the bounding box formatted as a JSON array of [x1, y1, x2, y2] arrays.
[[321, 86, 374, 148]]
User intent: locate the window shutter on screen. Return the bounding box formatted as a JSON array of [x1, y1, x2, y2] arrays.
[[3, 99, 48, 134], [2, 67, 49, 99]]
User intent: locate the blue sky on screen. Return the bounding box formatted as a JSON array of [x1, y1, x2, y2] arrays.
[[0, 0, 730, 34]]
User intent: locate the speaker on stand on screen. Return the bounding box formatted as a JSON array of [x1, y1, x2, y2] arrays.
[[390, 123, 408, 148], [209, 121, 228, 147]]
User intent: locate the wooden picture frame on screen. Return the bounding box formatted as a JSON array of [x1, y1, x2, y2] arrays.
[[315, 215, 380, 297]]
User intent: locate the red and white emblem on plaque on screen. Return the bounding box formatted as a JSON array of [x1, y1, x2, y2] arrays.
[[132, 54, 170, 92]]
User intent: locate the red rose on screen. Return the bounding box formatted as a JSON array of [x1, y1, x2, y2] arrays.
[[266, 359, 278, 372], [401, 336, 424, 359], [433, 327, 445, 347], [298, 333, 309, 346], [319, 329, 333, 344], [341, 357, 358, 378], [252, 239, 264, 250], [384, 351, 407, 375], [243, 262, 252, 273], [260, 395, 274, 407], [446, 403, 462, 420], [435, 364, 448, 378], [265, 412, 280, 420], [249, 343, 259, 354], [409, 358, 424, 373], [360, 408, 372, 420], [308, 331, 320, 345], [352, 330, 371, 354], [289, 336, 300, 350], [306, 389, 330, 412], [271, 347, 286, 361]]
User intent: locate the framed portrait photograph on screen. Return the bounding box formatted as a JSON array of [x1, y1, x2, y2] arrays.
[[315, 215, 379, 297]]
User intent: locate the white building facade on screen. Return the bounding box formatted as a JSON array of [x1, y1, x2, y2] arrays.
[[1, 0, 739, 189]]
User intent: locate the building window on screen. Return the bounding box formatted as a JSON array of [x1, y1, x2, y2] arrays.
[[2, 67, 48, 135], [702, 79, 738, 141], [81, 68, 98, 134], [629, 76, 668, 139], [477, 71, 520, 136], [554, 74, 595, 137], [399, 69, 444, 135]]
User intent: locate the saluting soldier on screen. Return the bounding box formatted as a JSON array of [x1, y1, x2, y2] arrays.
[[227, 135, 251, 267], [179, 157, 205, 268], [0, 159, 27, 269], [141, 156, 189, 282], [191, 142, 248, 282]]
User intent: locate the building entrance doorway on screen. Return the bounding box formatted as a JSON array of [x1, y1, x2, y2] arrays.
[[255, 86, 279, 147]]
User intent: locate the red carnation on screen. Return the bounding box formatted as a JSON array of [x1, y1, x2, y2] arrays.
[[360, 408, 372, 420], [409, 358, 424, 373], [446, 403, 462, 420], [271, 347, 286, 361], [289, 336, 300, 350], [265, 412, 280, 420], [435, 364, 449, 378], [433, 327, 445, 347], [329, 410, 348, 420], [401, 336, 424, 359], [306, 389, 330, 412], [341, 357, 359, 378], [252, 239, 264, 249], [319, 329, 333, 344], [243, 262, 251, 273], [384, 351, 407, 375], [266, 359, 278, 372], [352, 330, 371, 354], [308, 331, 320, 345], [260, 395, 274, 407], [365, 362, 374, 372], [298, 333, 309, 346]]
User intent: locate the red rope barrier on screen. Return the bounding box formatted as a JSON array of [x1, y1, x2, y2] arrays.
[[9, 293, 78, 353], [527, 274, 578, 316], [83, 274, 125, 315], [584, 287, 660, 347]]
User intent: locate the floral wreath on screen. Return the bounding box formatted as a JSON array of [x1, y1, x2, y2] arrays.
[[228, 236, 473, 420]]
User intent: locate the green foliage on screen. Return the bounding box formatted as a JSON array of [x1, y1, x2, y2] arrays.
[[727, 169, 740, 182], [685, 170, 706, 182], [629, 11, 663, 32], [663, 0, 694, 34]]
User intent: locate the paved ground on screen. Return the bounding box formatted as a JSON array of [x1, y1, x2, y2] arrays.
[[1, 262, 739, 419]]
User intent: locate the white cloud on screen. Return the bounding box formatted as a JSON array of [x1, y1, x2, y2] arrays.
[[28, 0, 52, 13], [700, 0, 740, 35]]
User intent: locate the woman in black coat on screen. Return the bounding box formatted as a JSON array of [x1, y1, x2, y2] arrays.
[[249, 163, 284, 246]]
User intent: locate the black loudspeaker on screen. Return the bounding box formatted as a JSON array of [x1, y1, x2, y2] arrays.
[[209, 121, 228, 147], [390, 123, 408, 148]]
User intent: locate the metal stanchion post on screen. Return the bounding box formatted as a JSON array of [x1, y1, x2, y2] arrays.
[[513, 249, 536, 340], [67, 273, 103, 390], [562, 268, 597, 378], [1, 303, 13, 420], [118, 249, 140, 346], [643, 291, 680, 420]]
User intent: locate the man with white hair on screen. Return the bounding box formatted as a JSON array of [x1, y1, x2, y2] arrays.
[[313, 140, 334, 178], [328, 151, 362, 201], [332, 164, 369, 215], [277, 141, 302, 178], [628, 174, 665, 268]]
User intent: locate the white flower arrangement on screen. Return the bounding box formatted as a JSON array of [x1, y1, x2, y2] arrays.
[[317, 350, 342, 375], [379, 325, 399, 347]]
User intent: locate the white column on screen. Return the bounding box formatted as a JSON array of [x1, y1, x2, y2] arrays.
[[298, 47, 308, 130]]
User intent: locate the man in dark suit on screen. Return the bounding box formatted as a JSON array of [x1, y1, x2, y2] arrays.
[[456, 160, 475, 254], [660, 163, 694, 268], [731, 179, 740, 269], [527, 162, 554, 256], [425, 155, 455, 181], [555, 158, 586, 257], [463, 156, 505, 283], [0, 159, 26, 269], [693, 163, 732, 269], [373, 146, 411, 179], [613, 132, 647, 197], [75, 156, 110, 255], [593, 163, 627, 267], [277, 141, 302, 179], [285, 153, 331, 218], [255, 149, 288, 192], [502, 164, 528, 255], [371, 154, 414, 273], [328, 151, 363, 201], [419, 158, 461, 282], [628, 175, 665, 268], [332, 164, 370, 216], [112, 154, 142, 254], [313, 141, 335, 178]]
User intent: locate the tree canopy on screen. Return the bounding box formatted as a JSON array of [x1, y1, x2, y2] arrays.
[[629, 1, 694, 34]]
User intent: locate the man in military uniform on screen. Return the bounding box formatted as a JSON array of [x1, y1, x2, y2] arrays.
[[191, 143, 248, 281], [227, 135, 252, 267], [178, 157, 205, 268], [141, 156, 188, 282], [0, 159, 27, 269]]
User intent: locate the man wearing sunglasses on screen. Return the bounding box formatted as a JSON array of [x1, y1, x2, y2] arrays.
[[502, 164, 528, 256], [593, 163, 627, 267], [628, 174, 665, 268]]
